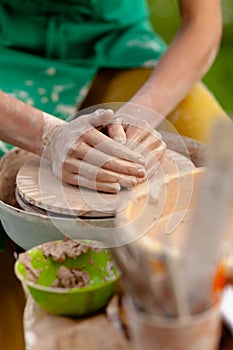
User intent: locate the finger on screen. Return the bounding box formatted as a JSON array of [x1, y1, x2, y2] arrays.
[[62, 172, 121, 194], [83, 128, 145, 165], [125, 124, 149, 143], [126, 126, 163, 150], [122, 116, 151, 137], [137, 158, 163, 184], [143, 135, 164, 152], [69, 141, 146, 178], [137, 164, 161, 185], [63, 158, 139, 187], [136, 145, 166, 185], [126, 133, 158, 154], [107, 119, 126, 144], [88, 109, 114, 128], [133, 137, 166, 157], [144, 142, 166, 169]]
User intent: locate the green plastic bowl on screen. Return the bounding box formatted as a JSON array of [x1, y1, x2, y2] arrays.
[[15, 240, 120, 317]]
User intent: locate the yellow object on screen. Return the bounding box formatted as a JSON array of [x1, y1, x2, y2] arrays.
[[81, 68, 232, 144], [165, 82, 232, 144]]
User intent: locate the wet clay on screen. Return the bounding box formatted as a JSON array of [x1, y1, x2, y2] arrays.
[[16, 149, 195, 217], [41, 239, 90, 263], [17, 240, 92, 288], [0, 148, 35, 207], [52, 266, 89, 288]]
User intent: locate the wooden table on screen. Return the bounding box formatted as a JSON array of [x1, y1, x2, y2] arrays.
[[24, 296, 233, 350]]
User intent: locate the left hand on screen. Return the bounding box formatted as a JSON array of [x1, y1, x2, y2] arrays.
[[43, 109, 147, 193]]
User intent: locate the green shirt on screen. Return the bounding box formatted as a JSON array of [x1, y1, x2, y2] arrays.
[[0, 0, 167, 156]]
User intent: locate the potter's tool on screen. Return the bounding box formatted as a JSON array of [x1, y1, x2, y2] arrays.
[[133, 241, 188, 318], [16, 149, 195, 218], [135, 228, 191, 317], [182, 121, 233, 313], [111, 241, 166, 316], [111, 235, 188, 318], [159, 245, 189, 317]]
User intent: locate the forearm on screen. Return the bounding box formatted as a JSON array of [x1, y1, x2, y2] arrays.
[[130, 0, 222, 127], [0, 91, 63, 155]]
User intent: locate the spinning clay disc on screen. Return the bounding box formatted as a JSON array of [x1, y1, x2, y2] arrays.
[[16, 150, 195, 218]]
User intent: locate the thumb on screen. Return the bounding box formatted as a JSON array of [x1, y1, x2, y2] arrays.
[[89, 109, 114, 127]]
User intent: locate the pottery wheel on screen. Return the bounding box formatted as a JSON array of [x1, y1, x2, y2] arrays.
[[16, 150, 195, 218]]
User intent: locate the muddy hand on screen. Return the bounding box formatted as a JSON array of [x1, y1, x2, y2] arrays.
[[43, 109, 146, 193], [107, 112, 166, 183]]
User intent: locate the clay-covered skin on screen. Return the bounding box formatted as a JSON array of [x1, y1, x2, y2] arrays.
[[129, 2, 222, 120], [43, 109, 148, 193], [0, 90, 159, 195]]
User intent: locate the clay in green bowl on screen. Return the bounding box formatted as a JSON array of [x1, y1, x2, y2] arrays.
[[15, 239, 120, 316]]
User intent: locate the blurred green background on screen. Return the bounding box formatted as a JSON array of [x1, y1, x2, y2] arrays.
[[148, 0, 233, 119]]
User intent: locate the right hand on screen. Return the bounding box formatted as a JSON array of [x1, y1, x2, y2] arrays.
[[43, 109, 146, 193], [107, 108, 166, 183]]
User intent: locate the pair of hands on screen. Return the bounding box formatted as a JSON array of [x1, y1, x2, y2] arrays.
[[45, 108, 166, 193]]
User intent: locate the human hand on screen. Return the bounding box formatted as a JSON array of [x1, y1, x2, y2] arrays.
[[43, 109, 146, 193], [107, 107, 166, 183]]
